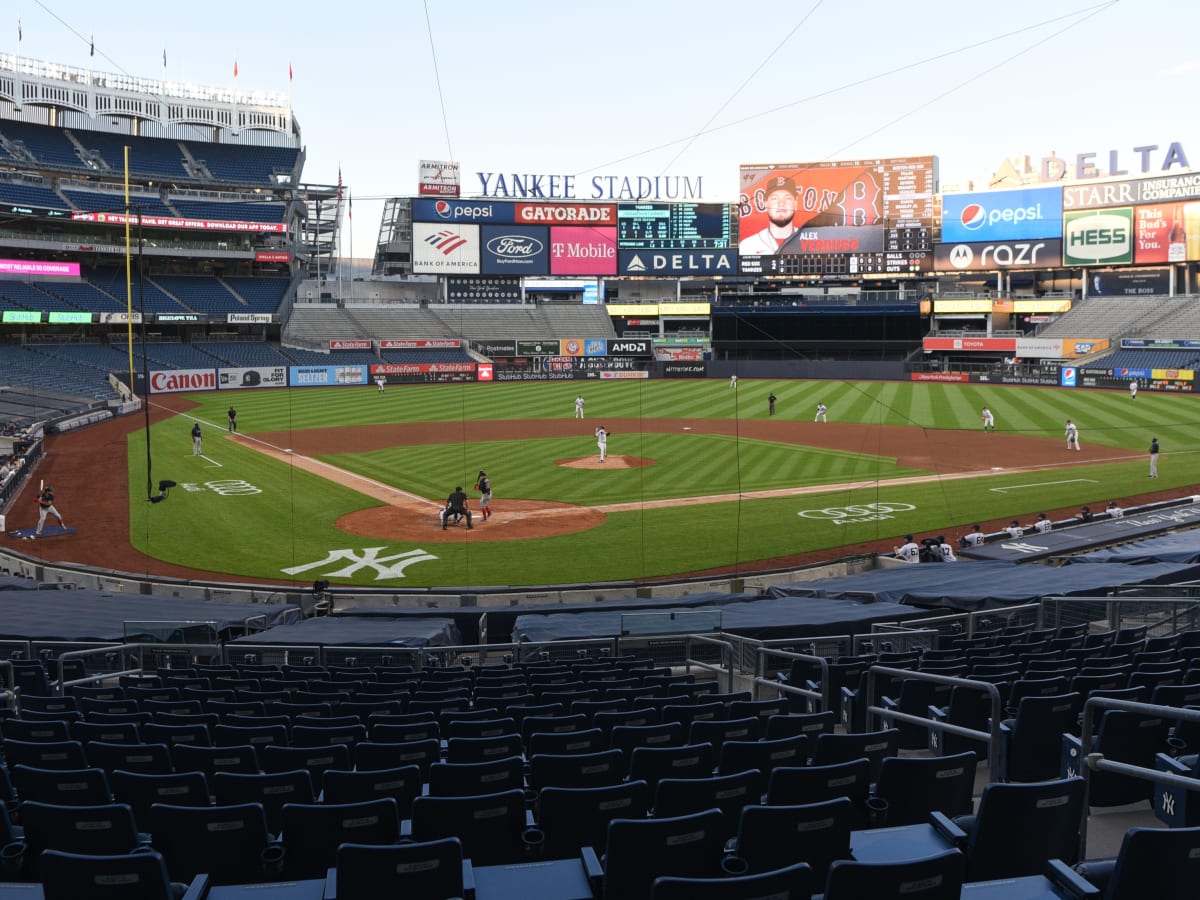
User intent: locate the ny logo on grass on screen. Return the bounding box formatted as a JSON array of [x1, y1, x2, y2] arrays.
[[282, 548, 438, 580]]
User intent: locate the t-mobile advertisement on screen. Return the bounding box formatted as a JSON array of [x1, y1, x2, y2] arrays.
[[549, 226, 617, 275], [0, 259, 80, 277]]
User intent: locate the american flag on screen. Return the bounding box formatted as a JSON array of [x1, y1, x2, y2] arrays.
[[337, 167, 343, 202]]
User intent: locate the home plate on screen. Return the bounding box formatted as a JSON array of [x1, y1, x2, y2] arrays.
[[682, 427, 692, 431]]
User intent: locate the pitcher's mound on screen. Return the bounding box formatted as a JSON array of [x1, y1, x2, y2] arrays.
[[558, 455, 654, 470]]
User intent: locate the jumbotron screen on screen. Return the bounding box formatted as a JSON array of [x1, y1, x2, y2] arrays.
[[737, 156, 937, 276]]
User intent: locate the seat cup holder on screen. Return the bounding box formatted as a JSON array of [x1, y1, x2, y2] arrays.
[[260, 844, 286, 879], [720, 854, 750, 877], [1167, 736, 1188, 758], [866, 796, 889, 828], [522, 827, 546, 860], [1, 842, 26, 877]]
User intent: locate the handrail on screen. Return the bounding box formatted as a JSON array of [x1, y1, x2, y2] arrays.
[[57, 641, 222, 686], [753, 647, 829, 708], [1076, 696, 1200, 860], [863, 665, 1004, 768], [684, 634, 736, 694]]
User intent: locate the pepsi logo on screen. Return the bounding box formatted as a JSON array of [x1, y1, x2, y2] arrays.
[[435, 200, 451, 217], [960, 204, 986, 230]]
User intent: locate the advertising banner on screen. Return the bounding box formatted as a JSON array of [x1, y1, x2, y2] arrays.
[[1152, 367, 1194, 381], [228, 313, 272, 324], [606, 339, 652, 357], [515, 203, 616, 225], [922, 336, 1017, 352], [1090, 268, 1170, 296], [1063, 208, 1134, 265], [157, 313, 202, 323], [380, 338, 462, 349], [941, 186, 1063, 242], [475, 340, 517, 357], [446, 276, 521, 302], [479, 225, 550, 275], [413, 222, 481, 274], [662, 361, 707, 377], [0, 259, 80, 277], [255, 251, 290, 263], [516, 340, 561, 356], [617, 249, 736, 276], [330, 339, 372, 350], [289, 365, 368, 386], [1064, 172, 1200, 210], [370, 362, 475, 376], [1134, 203, 1189, 263], [418, 160, 461, 197], [149, 368, 217, 394], [218, 367, 288, 389], [98, 311, 143, 324], [1123, 338, 1200, 349], [47, 311, 92, 323], [934, 238, 1062, 272], [1014, 337, 1109, 358], [559, 339, 587, 357], [911, 372, 970, 382], [70, 211, 287, 233], [411, 198, 513, 224], [549, 226, 617, 275], [1, 310, 41, 323]]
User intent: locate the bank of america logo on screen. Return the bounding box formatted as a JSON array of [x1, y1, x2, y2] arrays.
[[425, 230, 468, 254]]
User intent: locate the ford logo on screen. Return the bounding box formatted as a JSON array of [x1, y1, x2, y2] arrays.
[[486, 235, 543, 257]]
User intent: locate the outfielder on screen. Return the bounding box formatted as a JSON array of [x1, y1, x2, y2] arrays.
[[595, 426, 608, 463], [981, 407, 994, 432], [1129, 379, 1138, 400], [574, 395, 585, 419], [814, 403, 827, 423], [191, 421, 203, 456], [1065, 419, 1081, 451], [1149, 436, 1159, 477]]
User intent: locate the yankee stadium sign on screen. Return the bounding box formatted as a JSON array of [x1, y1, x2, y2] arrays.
[[475, 172, 705, 201]]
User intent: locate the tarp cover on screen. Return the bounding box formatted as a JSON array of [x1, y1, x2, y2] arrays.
[[0, 590, 299, 642], [1062, 532, 1200, 565], [227, 615, 461, 648], [512, 595, 928, 644], [765, 560, 1200, 613]]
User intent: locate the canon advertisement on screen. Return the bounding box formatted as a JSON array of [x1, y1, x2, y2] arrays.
[[940, 186, 1063, 242]]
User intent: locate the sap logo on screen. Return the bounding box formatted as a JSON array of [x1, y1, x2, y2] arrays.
[[486, 235, 543, 257], [434, 201, 496, 219], [1074, 342, 1095, 354], [960, 203, 1044, 231]]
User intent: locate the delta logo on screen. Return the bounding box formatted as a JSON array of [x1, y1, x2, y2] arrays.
[[960, 204, 987, 231]]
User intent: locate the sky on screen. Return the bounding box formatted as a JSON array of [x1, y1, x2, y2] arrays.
[[9, 0, 1200, 262]]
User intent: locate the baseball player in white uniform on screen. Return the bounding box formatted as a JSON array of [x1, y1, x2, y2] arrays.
[[1129, 379, 1138, 400], [937, 536, 957, 562], [962, 524, 985, 547], [729, 374, 738, 389], [595, 426, 608, 462], [814, 403, 827, 423], [1034, 513, 1052, 534], [981, 407, 994, 432], [574, 395, 585, 419], [893, 535, 920, 564], [1065, 419, 1081, 451]]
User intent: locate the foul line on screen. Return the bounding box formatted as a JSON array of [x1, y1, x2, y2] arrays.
[[990, 478, 1097, 493]]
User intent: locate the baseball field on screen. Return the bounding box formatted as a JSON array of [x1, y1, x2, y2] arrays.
[[23, 378, 1200, 588]]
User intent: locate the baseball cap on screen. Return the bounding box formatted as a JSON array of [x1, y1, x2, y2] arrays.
[[763, 175, 797, 197]]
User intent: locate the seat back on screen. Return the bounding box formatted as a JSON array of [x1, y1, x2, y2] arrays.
[[1002, 692, 1081, 782], [538, 780, 652, 859], [766, 758, 872, 828], [322, 766, 422, 817], [602, 808, 726, 900], [811, 729, 899, 781], [427, 755, 525, 797], [354, 738, 440, 777], [764, 711, 836, 741], [650, 861, 814, 900], [280, 798, 400, 880], [1090, 824, 1200, 900], [824, 849, 964, 900], [528, 748, 626, 791], [259, 742, 350, 791], [150, 801, 272, 885], [735, 798, 852, 882], [654, 770, 758, 838], [17, 800, 141, 879], [171, 742, 259, 779], [444, 732, 523, 764], [629, 742, 715, 792], [38, 848, 178, 900], [10, 764, 111, 806], [2, 737, 87, 770], [334, 839, 466, 900], [872, 752, 977, 826], [210, 769, 314, 836], [109, 769, 210, 833], [965, 776, 1085, 880], [410, 788, 530, 867], [1083, 709, 1173, 807]]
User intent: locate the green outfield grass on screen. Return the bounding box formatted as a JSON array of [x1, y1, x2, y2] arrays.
[[128, 380, 1200, 587]]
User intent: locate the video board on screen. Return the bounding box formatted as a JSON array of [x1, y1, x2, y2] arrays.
[[737, 156, 937, 276], [617, 202, 734, 250]]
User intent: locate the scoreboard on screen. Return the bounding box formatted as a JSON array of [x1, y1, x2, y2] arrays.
[[617, 202, 734, 250], [738, 156, 938, 276]]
